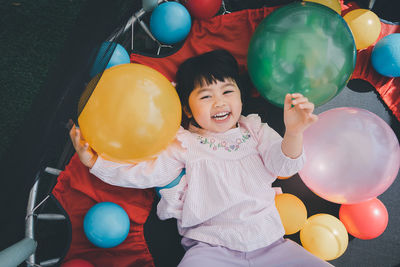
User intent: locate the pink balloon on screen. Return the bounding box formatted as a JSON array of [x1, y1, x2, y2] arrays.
[[299, 107, 400, 204]]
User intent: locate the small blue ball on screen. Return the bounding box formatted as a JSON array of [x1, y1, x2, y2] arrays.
[[150, 2, 191, 45], [90, 42, 130, 77], [371, 33, 400, 77], [83, 202, 130, 248]]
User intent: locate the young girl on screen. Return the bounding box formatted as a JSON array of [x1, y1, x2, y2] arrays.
[[70, 50, 331, 266]]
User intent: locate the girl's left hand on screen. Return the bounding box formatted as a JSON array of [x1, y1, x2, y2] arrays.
[[283, 93, 318, 136]]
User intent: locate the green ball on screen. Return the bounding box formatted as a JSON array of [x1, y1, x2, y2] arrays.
[[247, 2, 356, 107]]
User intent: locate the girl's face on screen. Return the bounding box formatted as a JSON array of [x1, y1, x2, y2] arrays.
[[187, 78, 242, 133]]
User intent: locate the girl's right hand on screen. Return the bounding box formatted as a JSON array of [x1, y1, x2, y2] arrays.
[[69, 124, 98, 168]]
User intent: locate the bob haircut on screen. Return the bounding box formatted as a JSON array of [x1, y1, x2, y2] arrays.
[[175, 49, 242, 128]]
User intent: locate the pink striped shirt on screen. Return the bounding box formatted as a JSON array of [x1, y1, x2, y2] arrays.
[[90, 114, 305, 252]]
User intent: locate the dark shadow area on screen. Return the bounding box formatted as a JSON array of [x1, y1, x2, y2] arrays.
[[347, 79, 375, 93], [144, 199, 185, 267], [371, 0, 400, 22], [347, 0, 400, 22]]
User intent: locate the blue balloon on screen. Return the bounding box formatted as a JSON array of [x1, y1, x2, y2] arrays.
[[150, 2, 191, 45], [90, 42, 130, 77], [371, 33, 400, 77], [155, 169, 186, 197], [83, 202, 130, 248]]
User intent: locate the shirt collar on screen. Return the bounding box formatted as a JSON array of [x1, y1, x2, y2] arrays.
[[188, 121, 241, 136]]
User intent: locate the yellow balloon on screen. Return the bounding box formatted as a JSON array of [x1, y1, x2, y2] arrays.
[[277, 175, 293, 180], [78, 63, 182, 163], [300, 214, 348, 261], [275, 193, 307, 235], [304, 0, 341, 14], [343, 9, 381, 50]]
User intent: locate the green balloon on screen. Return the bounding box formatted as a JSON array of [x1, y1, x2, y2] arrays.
[[247, 2, 356, 107]]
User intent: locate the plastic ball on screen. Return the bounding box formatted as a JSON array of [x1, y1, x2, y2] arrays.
[[300, 214, 348, 261], [248, 2, 356, 107], [78, 63, 182, 163], [339, 198, 388, 239], [275, 193, 307, 235], [371, 33, 400, 77], [182, 0, 222, 20], [304, 0, 341, 14], [299, 107, 400, 204], [83, 202, 130, 248], [343, 9, 381, 50], [150, 2, 191, 44], [90, 42, 130, 77], [61, 259, 95, 267]]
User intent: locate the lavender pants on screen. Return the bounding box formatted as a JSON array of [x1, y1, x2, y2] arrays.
[[178, 237, 333, 267]]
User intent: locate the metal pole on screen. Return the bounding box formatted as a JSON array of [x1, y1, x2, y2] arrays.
[[25, 177, 39, 266], [369, 0, 377, 9], [0, 238, 37, 267]]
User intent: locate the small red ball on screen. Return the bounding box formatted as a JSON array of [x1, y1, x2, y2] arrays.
[[182, 0, 222, 20], [339, 198, 388, 240]]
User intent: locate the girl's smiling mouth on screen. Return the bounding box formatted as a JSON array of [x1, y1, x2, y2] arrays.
[[211, 112, 231, 121]]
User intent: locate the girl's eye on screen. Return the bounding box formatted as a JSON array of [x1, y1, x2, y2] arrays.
[[224, 90, 234, 94], [200, 95, 211, 100]]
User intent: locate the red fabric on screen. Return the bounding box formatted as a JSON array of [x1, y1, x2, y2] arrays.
[[131, 2, 400, 121], [131, 6, 279, 82], [52, 154, 155, 267]]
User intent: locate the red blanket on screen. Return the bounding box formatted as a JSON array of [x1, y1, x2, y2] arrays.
[[131, 2, 400, 121], [52, 154, 155, 267]]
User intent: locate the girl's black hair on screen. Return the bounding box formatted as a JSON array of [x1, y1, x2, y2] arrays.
[[175, 49, 243, 128]]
